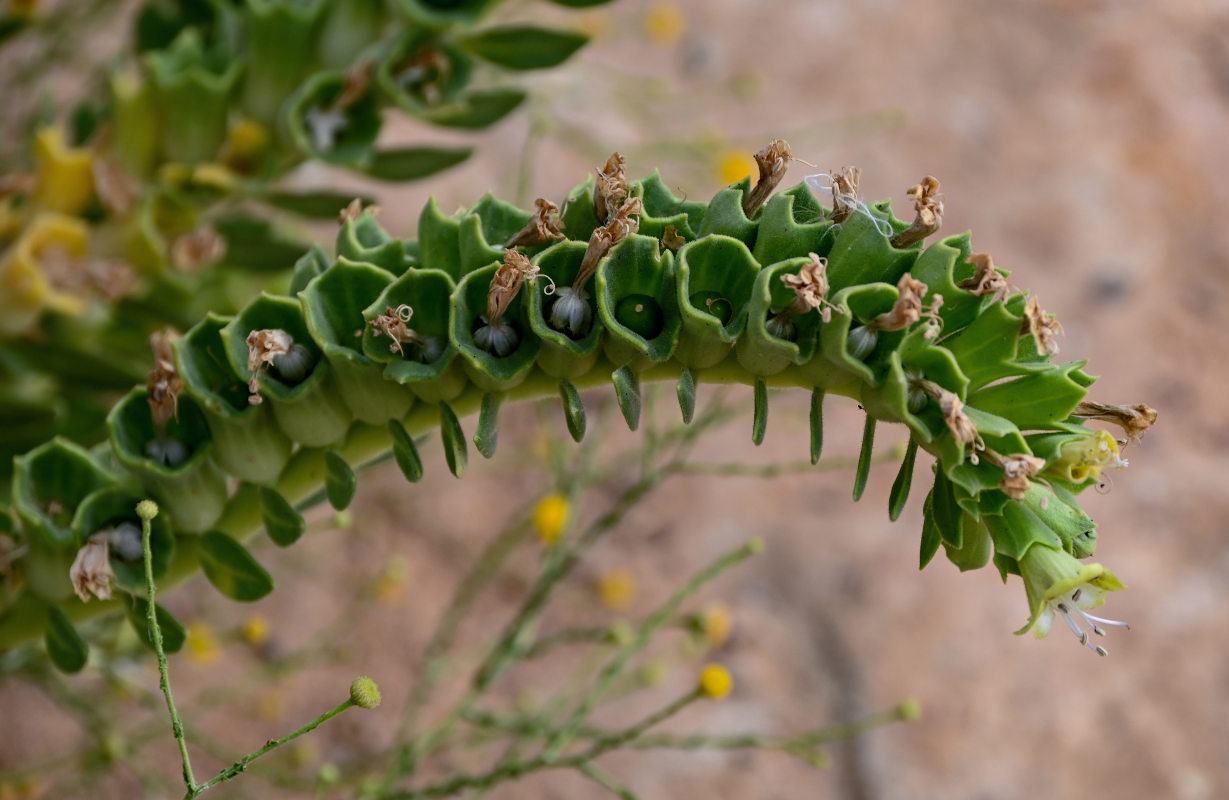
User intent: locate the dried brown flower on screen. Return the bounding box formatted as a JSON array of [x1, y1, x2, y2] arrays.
[[594, 152, 628, 223], [335, 61, 375, 111], [339, 198, 382, 225], [890, 176, 943, 248], [661, 224, 687, 252], [1072, 401, 1158, 444], [828, 166, 862, 224], [245, 329, 293, 404], [486, 248, 541, 324], [957, 252, 1011, 304], [780, 252, 839, 323], [506, 198, 566, 248], [872, 273, 942, 337], [172, 226, 226, 272], [92, 158, 139, 216], [38, 245, 138, 301], [743, 139, 794, 218], [575, 197, 643, 291], [920, 380, 981, 453], [987, 450, 1047, 500], [369, 304, 422, 356], [147, 329, 183, 435], [1021, 294, 1062, 356], [70, 537, 115, 603]]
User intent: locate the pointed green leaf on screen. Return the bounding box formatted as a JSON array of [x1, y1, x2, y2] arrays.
[[932, 469, 964, 548], [853, 415, 876, 502], [325, 451, 358, 511], [475, 392, 502, 459], [810, 389, 824, 465], [199, 530, 275, 601], [967, 365, 1088, 430], [677, 368, 696, 425], [919, 491, 942, 569], [263, 190, 375, 219], [983, 501, 1062, 562], [389, 419, 424, 482], [439, 402, 468, 478], [752, 378, 767, 446], [559, 380, 587, 443], [364, 146, 473, 181], [889, 438, 918, 521], [458, 25, 589, 71], [611, 365, 641, 431], [124, 594, 187, 653], [940, 302, 1022, 390], [45, 606, 88, 673], [260, 487, 305, 547], [427, 88, 527, 129]]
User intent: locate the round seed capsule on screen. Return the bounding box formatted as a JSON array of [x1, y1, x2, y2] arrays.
[[272, 343, 316, 384], [689, 291, 733, 326], [614, 294, 664, 339]]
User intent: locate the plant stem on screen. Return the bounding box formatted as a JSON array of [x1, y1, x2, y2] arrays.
[[192, 699, 356, 795], [142, 509, 196, 795]]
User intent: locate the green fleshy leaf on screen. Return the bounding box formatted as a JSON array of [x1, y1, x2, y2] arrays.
[[45, 606, 88, 673], [426, 88, 527, 129], [944, 511, 993, 572], [919, 490, 942, 569], [475, 392, 502, 459], [931, 469, 964, 548], [337, 212, 407, 275], [324, 451, 357, 511], [124, 594, 187, 653], [364, 146, 473, 181], [677, 368, 696, 425], [852, 415, 876, 502], [214, 216, 313, 273], [290, 246, 331, 295], [439, 402, 468, 478], [940, 302, 1022, 390], [823, 202, 915, 293], [697, 181, 757, 245], [458, 25, 589, 71], [264, 190, 375, 219], [752, 378, 767, 446], [611, 365, 641, 431], [260, 487, 305, 547], [810, 389, 824, 465], [418, 197, 464, 281], [967, 364, 1088, 430], [559, 380, 587, 443], [751, 186, 835, 267], [388, 419, 424, 482], [888, 438, 918, 521], [983, 501, 1062, 562], [199, 530, 275, 601]]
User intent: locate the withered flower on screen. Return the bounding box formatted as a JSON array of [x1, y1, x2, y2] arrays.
[[889, 176, 943, 249], [369, 304, 418, 356], [919, 379, 981, 454], [594, 152, 628, 223], [1021, 294, 1062, 356], [661, 225, 687, 252], [70, 537, 115, 603], [146, 329, 183, 435], [486, 248, 540, 325], [506, 198, 566, 248], [871, 273, 943, 338], [92, 158, 139, 217], [957, 252, 1011, 304], [551, 197, 643, 338], [780, 253, 840, 323], [743, 138, 794, 218], [172, 226, 226, 272], [828, 166, 861, 224], [339, 197, 382, 225], [986, 450, 1047, 500], [245, 329, 293, 404], [1072, 401, 1158, 444]]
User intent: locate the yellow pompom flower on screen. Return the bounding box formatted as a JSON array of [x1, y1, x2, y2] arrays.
[[698, 663, 732, 699], [701, 603, 733, 648], [717, 150, 755, 186], [644, 2, 685, 47], [597, 568, 637, 611], [32, 127, 95, 216], [533, 493, 570, 545], [240, 615, 270, 647], [187, 621, 221, 664]]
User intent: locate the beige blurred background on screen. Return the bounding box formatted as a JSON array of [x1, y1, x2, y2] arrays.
[[4, 1, 1228, 797]]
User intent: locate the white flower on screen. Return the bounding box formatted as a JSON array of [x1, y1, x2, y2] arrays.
[[70, 536, 116, 603]]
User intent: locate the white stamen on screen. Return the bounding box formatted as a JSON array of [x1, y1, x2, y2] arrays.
[[803, 172, 895, 237], [305, 107, 349, 152]]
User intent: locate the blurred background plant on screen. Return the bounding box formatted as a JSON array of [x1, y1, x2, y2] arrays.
[[0, 0, 595, 481]]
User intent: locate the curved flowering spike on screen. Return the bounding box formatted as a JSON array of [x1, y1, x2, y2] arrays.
[[0, 161, 1155, 658]]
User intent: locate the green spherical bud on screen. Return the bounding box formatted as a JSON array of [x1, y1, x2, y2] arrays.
[[317, 762, 341, 786], [897, 698, 922, 721], [135, 500, 159, 521], [614, 294, 664, 339], [690, 291, 732, 326], [349, 676, 382, 709]]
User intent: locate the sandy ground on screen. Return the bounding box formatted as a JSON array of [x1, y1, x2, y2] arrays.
[[3, 0, 1229, 797]]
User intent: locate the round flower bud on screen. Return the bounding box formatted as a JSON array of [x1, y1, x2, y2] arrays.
[[349, 676, 382, 709], [135, 500, 159, 521], [698, 663, 732, 699]]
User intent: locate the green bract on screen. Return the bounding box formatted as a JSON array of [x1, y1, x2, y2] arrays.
[[0, 166, 1144, 665]]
